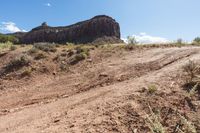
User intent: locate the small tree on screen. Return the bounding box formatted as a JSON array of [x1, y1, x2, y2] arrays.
[[127, 36, 137, 45], [177, 38, 183, 44], [193, 37, 200, 43]]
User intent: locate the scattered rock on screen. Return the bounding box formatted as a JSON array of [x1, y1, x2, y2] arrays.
[[0, 109, 9, 113], [0, 52, 8, 57], [69, 124, 75, 128], [53, 72, 56, 75], [99, 73, 109, 77], [53, 119, 60, 123], [86, 59, 93, 62]]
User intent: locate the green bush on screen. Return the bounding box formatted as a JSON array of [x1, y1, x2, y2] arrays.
[[147, 84, 158, 94], [176, 38, 183, 44], [21, 67, 32, 77], [66, 46, 91, 65], [0, 34, 18, 43], [127, 36, 137, 45], [193, 37, 200, 43], [0, 42, 13, 50]]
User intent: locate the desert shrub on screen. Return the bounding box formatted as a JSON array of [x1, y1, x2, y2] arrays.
[[145, 106, 197, 133], [67, 49, 75, 57], [75, 46, 90, 56], [147, 85, 157, 94], [60, 63, 69, 71], [66, 42, 75, 46], [146, 105, 165, 133], [175, 38, 188, 47], [55, 44, 60, 47], [177, 113, 197, 133], [53, 54, 61, 62], [53, 46, 90, 65], [124, 44, 135, 51], [187, 84, 199, 98], [33, 43, 57, 53], [34, 52, 46, 60], [183, 60, 200, 82], [65, 42, 76, 50], [94, 43, 100, 48], [177, 38, 183, 44], [67, 46, 90, 65], [127, 36, 137, 45], [0, 34, 18, 43], [183, 60, 200, 96], [0, 42, 13, 50], [28, 47, 39, 54], [10, 45, 17, 51], [191, 41, 200, 46], [21, 67, 32, 77], [68, 53, 87, 65], [4, 54, 31, 73], [60, 52, 67, 57]]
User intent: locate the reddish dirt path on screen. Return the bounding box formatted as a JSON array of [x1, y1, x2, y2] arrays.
[[0, 46, 200, 133]]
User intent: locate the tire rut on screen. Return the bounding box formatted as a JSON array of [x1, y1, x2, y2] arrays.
[[78, 49, 198, 94]]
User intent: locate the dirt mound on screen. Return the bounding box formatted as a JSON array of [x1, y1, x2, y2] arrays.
[[0, 45, 199, 133]]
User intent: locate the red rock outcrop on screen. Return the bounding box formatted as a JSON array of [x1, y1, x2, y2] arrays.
[[20, 15, 122, 44]]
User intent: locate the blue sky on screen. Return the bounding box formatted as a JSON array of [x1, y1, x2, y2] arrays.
[[0, 0, 200, 42]]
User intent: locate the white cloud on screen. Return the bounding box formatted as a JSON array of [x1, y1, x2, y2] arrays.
[[123, 33, 170, 44], [0, 22, 26, 33], [45, 3, 51, 7]]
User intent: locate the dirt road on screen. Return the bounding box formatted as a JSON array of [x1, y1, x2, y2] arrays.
[[0, 46, 199, 133]]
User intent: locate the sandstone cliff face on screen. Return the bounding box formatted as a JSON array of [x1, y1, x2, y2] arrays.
[[20, 15, 121, 44]]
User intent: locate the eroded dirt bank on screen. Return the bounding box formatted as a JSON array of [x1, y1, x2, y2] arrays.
[[0, 45, 199, 133]]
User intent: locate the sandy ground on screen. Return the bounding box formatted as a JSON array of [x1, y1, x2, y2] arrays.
[[0, 46, 199, 133]]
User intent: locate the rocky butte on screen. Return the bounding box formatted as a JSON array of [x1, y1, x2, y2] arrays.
[[19, 15, 122, 44]]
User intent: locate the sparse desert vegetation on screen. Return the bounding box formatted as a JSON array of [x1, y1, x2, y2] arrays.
[[3, 54, 30, 72], [0, 42, 14, 50], [0, 34, 18, 44], [33, 43, 57, 53]]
